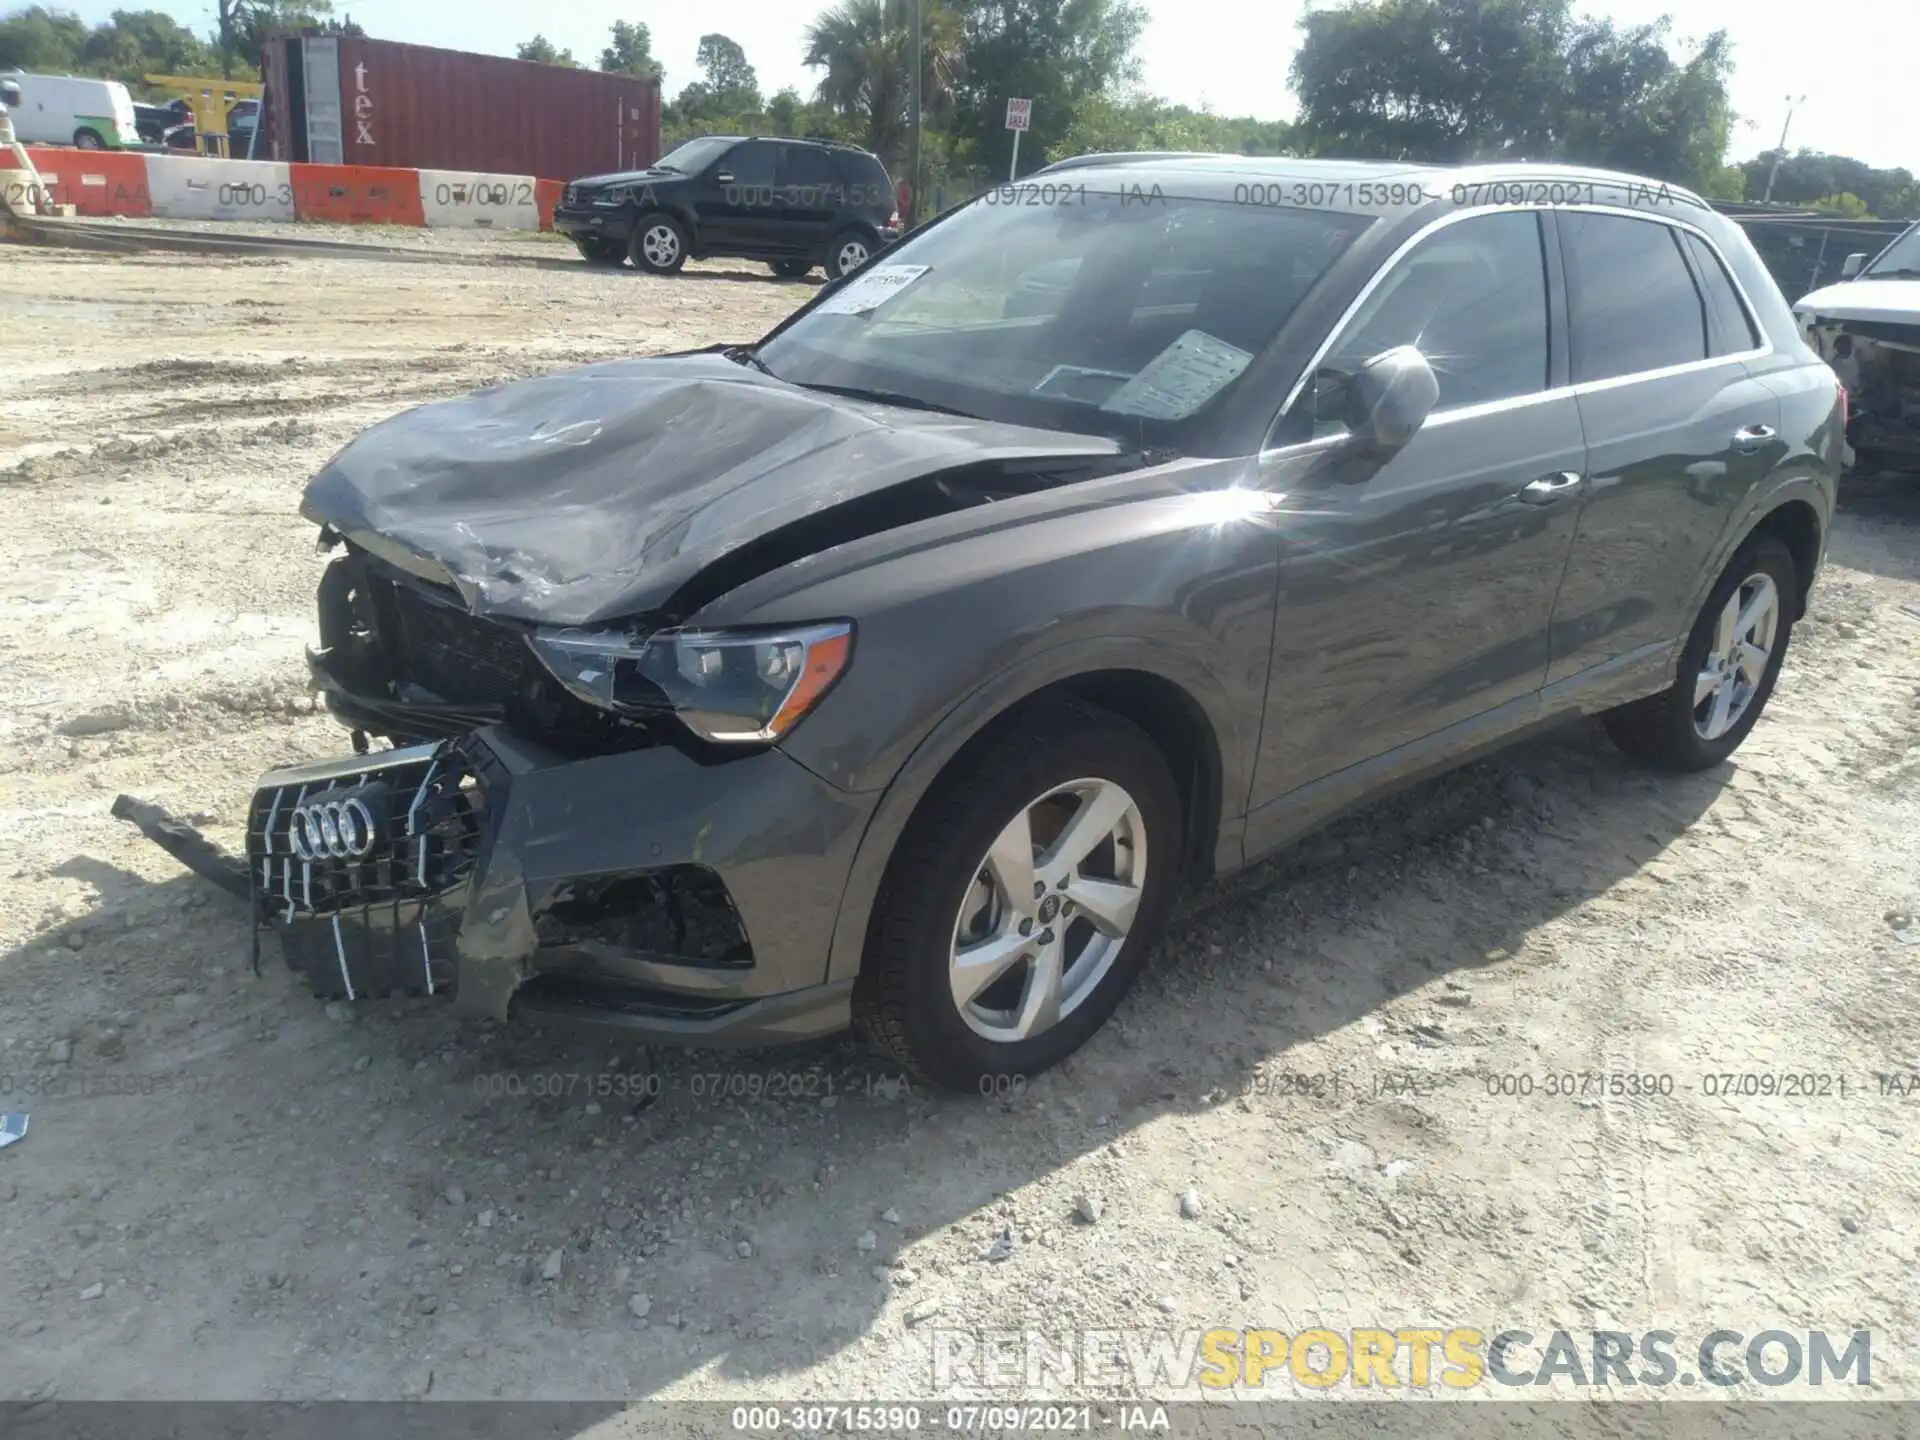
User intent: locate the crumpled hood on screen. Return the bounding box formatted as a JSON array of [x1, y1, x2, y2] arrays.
[[1794, 278, 1920, 325], [301, 351, 1123, 627]]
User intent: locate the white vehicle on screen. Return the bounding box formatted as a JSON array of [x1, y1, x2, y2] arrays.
[[0, 71, 139, 150], [1794, 220, 1920, 470]]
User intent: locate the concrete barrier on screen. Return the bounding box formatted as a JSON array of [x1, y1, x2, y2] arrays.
[[3, 148, 568, 233], [1, 148, 152, 217], [418, 169, 541, 230], [146, 154, 295, 222]]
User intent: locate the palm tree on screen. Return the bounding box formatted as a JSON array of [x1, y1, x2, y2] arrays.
[[803, 0, 962, 171]]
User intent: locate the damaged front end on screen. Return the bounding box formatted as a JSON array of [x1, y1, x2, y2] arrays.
[[1803, 316, 1920, 468]]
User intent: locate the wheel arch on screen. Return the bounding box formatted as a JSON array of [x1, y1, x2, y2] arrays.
[[1749, 497, 1823, 620], [821, 650, 1235, 987], [1671, 483, 1829, 677]]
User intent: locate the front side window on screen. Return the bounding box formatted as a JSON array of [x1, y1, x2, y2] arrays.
[[1562, 212, 1708, 383], [718, 141, 777, 188], [1309, 210, 1550, 431], [755, 188, 1374, 445]]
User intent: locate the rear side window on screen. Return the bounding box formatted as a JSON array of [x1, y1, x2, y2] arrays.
[[838, 151, 894, 193], [779, 145, 836, 187], [1561, 212, 1708, 382], [1318, 209, 1550, 417], [1681, 231, 1761, 355]]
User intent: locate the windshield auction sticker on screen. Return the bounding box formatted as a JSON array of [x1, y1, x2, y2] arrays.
[[1102, 328, 1255, 420], [815, 264, 932, 315]]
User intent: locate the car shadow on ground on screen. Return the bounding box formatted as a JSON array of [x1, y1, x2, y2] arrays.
[[2, 710, 1731, 1400]]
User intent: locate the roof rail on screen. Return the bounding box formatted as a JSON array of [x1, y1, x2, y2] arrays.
[[1032, 151, 1231, 175]]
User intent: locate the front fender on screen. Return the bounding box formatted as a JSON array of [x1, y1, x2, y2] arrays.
[[813, 633, 1245, 987]]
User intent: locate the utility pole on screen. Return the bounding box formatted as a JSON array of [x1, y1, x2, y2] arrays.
[[909, 0, 923, 226], [1761, 94, 1806, 204]]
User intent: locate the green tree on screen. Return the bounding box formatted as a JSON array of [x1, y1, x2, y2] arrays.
[[81, 9, 214, 78], [674, 33, 763, 124], [212, 0, 338, 77], [0, 5, 91, 72], [515, 35, 578, 67], [802, 0, 963, 171], [1060, 91, 1290, 158], [950, 0, 1146, 179], [600, 19, 663, 82], [765, 84, 803, 135], [1289, 0, 1735, 192], [1740, 150, 1919, 219]]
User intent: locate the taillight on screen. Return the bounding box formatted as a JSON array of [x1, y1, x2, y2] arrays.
[[887, 210, 901, 229]]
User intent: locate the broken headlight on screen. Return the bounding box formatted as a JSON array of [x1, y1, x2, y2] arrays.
[[529, 622, 854, 744]]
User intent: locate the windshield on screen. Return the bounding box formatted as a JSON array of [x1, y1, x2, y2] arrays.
[[755, 186, 1374, 445], [1865, 225, 1920, 278], [653, 136, 736, 175]]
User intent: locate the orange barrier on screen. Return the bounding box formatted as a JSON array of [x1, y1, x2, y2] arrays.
[[289, 163, 427, 226], [535, 177, 566, 233], [3, 147, 153, 217]]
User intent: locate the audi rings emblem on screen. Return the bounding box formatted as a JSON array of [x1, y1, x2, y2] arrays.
[[289, 796, 379, 860]]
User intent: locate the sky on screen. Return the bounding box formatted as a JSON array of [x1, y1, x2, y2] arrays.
[[59, 0, 1920, 173]]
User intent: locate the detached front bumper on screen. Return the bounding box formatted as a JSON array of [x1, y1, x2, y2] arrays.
[[244, 728, 874, 1046]]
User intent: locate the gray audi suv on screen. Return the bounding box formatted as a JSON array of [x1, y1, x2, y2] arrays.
[[140, 156, 1843, 1091]]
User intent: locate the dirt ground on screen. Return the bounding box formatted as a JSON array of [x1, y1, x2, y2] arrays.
[[3, 229, 1919, 1410]]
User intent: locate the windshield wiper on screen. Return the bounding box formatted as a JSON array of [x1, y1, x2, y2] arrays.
[[652, 163, 684, 174], [785, 381, 979, 418], [725, 345, 773, 375], [1865, 267, 1920, 279]]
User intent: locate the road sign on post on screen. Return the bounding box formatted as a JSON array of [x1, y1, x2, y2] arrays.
[[1005, 97, 1031, 182]]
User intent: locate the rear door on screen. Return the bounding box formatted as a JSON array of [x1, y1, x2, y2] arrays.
[[1245, 208, 1587, 839], [1544, 209, 1782, 688], [775, 143, 839, 257]]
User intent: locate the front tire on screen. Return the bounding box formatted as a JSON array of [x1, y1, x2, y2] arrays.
[[628, 214, 689, 275], [855, 701, 1182, 1092], [1603, 535, 1797, 771], [73, 128, 105, 150]]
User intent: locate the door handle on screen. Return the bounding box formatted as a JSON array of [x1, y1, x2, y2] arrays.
[[1735, 423, 1777, 453], [1518, 472, 1585, 505]]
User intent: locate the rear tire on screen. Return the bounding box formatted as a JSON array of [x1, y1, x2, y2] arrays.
[[73, 128, 105, 150], [628, 214, 689, 275], [829, 229, 874, 278], [1603, 535, 1797, 772], [855, 701, 1182, 1093]]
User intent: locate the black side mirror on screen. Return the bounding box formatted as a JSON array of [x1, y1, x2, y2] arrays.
[[1343, 345, 1440, 452]]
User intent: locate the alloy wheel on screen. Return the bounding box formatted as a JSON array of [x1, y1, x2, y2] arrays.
[[948, 777, 1147, 1044], [1693, 571, 1780, 740], [835, 238, 871, 276], [641, 223, 681, 269]]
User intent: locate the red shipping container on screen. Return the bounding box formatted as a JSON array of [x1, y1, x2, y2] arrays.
[[261, 34, 659, 183]]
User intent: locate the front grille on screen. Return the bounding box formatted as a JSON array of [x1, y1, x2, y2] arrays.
[[384, 579, 531, 706], [247, 736, 499, 1000]]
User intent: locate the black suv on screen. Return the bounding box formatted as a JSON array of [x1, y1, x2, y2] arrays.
[[555, 134, 902, 280]]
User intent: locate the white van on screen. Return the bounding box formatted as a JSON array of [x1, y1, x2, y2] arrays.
[[0, 72, 140, 149]]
